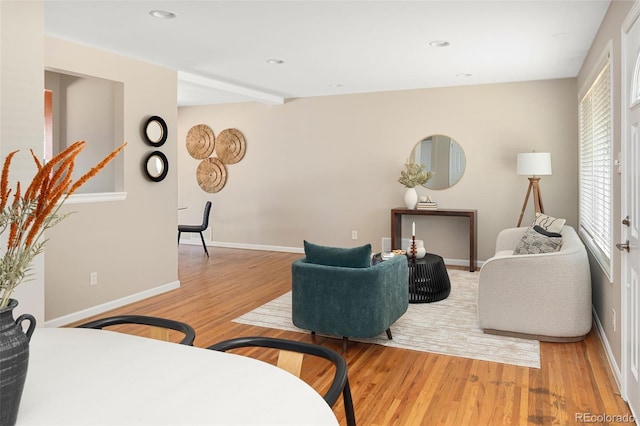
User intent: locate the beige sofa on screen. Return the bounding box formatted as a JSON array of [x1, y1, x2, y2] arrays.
[[477, 225, 592, 342]]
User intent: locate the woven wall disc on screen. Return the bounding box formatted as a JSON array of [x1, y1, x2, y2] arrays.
[[215, 128, 246, 164], [186, 124, 215, 159], [196, 157, 227, 193]]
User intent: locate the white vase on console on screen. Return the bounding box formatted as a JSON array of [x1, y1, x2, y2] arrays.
[[404, 187, 418, 209], [407, 239, 427, 259]]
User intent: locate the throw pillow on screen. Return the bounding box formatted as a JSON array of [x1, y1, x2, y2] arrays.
[[514, 227, 563, 255], [531, 213, 566, 234], [533, 225, 562, 238], [303, 240, 372, 268]]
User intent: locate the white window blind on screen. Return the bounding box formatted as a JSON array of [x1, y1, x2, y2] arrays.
[[579, 58, 612, 277]]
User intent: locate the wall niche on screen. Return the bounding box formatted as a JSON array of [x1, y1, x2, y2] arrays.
[[44, 70, 125, 195]]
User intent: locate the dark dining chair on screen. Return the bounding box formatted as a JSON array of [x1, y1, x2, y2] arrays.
[[76, 315, 196, 346], [177, 201, 212, 257], [207, 336, 356, 426]]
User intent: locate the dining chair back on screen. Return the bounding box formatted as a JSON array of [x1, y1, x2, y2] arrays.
[[177, 201, 212, 257], [76, 315, 196, 346], [207, 336, 356, 426]]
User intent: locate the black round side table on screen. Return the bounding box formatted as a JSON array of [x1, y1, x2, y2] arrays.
[[373, 253, 451, 303]]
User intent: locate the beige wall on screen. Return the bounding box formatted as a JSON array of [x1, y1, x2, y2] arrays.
[[178, 78, 579, 265], [43, 37, 179, 323], [577, 0, 635, 379], [0, 1, 45, 322]]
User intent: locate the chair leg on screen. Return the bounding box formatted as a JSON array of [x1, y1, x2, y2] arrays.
[[342, 337, 348, 354], [177, 231, 181, 245], [199, 232, 209, 257], [343, 379, 357, 426], [386, 328, 393, 340]]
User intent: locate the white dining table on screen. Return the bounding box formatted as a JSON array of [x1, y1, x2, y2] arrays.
[[16, 328, 339, 425]]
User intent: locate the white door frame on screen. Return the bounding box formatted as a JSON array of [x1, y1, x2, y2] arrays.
[[621, 1, 640, 418]]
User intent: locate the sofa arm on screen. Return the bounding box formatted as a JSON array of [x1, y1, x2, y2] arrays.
[[494, 227, 528, 252], [478, 248, 592, 339]]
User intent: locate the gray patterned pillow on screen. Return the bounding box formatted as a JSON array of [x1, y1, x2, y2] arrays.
[[514, 227, 563, 255]]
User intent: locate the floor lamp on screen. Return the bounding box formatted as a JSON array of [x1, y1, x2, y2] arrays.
[[516, 152, 552, 227]]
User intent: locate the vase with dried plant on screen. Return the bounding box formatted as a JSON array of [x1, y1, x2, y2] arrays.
[[0, 140, 125, 426], [398, 159, 432, 209]]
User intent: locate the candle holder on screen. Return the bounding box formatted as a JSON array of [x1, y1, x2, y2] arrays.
[[410, 235, 417, 263]]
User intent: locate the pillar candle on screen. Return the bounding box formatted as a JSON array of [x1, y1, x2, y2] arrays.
[[412, 221, 415, 236]]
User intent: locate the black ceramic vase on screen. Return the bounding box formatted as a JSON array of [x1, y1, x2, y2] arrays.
[[0, 299, 35, 426]]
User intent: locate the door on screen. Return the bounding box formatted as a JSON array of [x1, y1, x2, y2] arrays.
[[622, 3, 640, 418]]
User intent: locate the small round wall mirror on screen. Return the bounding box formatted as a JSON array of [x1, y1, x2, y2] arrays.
[[411, 134, 466, 190], [143, 116, 168, 147], [144, 151, 168, 182]]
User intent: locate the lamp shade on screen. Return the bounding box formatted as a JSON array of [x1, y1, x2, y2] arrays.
[[516, 152, 552, 176]]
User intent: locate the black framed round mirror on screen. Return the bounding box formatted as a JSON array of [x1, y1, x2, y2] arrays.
[[143, 116, 168, 147], [144, 151, 168, 182]]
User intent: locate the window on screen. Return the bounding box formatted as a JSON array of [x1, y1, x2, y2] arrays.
[[579, 54, 612, 279]]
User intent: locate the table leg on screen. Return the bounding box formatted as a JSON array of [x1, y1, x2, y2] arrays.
[[469, 212, 476, 272], [391, 211, 402, 250]]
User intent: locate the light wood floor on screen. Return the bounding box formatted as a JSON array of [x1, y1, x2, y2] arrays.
[[72, 246, 632, 425]]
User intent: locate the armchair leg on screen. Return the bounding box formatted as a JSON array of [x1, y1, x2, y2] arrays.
[[386, 328, 393, 340], [342, 337, 348, 354]]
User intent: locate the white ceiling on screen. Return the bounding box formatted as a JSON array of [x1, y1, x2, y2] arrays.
[[43, 1, 612, 106]]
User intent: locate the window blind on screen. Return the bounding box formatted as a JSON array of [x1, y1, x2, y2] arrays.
[[579, 59, 612, 276]]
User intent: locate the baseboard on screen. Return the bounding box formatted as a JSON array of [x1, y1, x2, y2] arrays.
[[212, 241, 304, 253], [44, 280, 181, 328], [179, 238, 303, 254], [592, 306, 623, 394]]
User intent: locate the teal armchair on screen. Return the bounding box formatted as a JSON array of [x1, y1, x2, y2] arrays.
[[292, 247, 409, 352]]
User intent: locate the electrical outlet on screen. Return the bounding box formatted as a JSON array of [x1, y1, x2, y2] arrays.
[[90, 272, 98, 286], [613, 308, 616, 332], [352, 230, 358, 240]]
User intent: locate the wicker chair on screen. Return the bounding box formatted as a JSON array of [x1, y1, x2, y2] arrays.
[[208, 336, 356, 426], [77, 315, 196, 345]]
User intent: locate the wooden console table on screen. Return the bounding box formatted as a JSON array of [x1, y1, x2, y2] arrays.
[[390, 207, 477, 272]]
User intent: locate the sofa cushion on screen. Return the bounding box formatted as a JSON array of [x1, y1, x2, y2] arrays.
[[532, 214, 566, 233], [514, 227, 563, 255], [303, 240, 372, 268]]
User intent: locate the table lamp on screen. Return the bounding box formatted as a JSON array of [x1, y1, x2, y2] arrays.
[[516, 152, 552, 227]]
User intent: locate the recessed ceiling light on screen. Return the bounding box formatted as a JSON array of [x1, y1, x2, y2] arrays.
[[149, 10, 177, 19], [266, 59, 284, 65], [329, 84, 343, 88], [552, 32, 570, 41], [429, 40, 450, 48], [456, 73, 472, 78]]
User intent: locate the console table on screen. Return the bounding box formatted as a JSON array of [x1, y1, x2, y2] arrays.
[[390, 207, 477, 272]]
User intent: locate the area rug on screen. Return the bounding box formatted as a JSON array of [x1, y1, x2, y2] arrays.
[[233, 269, 540, 368]]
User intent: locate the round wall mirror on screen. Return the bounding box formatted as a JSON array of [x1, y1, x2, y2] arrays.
[[143, 116, 168, 147], [411, 134, 466, 190], [144, 151, 168, 182]]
